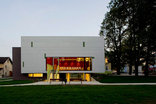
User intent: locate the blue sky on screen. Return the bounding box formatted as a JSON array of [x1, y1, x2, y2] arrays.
[[0, 0, 109, 58]]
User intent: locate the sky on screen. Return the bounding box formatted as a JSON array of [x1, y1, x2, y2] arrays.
[[0, 0, 109, 58]]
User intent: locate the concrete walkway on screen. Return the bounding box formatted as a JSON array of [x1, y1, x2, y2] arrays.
[[1, 80, 156, 87], [0, 79, 13, 82]]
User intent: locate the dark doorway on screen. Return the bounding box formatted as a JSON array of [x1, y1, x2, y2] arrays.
[[60, 73, 66, 80]]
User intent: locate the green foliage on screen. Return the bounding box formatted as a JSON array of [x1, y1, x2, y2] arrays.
[[100, 0, 156, 76]]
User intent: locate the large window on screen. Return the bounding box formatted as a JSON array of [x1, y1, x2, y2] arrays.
[[46, 57, 92, 71]]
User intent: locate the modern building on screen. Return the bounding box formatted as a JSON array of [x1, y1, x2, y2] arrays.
[[13, 36, 105, 81], [0, 57, 13, 77]]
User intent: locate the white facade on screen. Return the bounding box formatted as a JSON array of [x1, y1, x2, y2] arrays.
[[21, 36, 105, 73]]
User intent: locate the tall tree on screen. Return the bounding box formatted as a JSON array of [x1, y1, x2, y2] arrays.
[[143, 0, 156, 76], [100, 0, 127, 75], [100, 0, 156, 76]]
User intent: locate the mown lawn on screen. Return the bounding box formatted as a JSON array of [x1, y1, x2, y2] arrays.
[[0, 85, 156, 104], [0, 80, 34, 85], [0, 77, 12, 80], [93, 76, 156, 83]]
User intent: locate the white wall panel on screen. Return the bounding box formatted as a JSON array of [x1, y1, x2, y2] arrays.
[[21, 36, 105, 73]]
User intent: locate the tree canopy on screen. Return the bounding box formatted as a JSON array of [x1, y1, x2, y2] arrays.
[[100, 0, 156, 76]]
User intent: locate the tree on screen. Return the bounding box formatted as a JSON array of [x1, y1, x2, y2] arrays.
[[142, 0, 156, 76], [100, 0, 156, 76], [100, 0, 127, 75]]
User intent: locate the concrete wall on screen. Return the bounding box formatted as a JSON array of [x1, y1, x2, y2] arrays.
[[21, 36, 105, 74]]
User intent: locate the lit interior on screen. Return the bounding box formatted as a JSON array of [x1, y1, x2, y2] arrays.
[[46, 57, 92, 71], [67, 73, 91, 82], [66, 73, 70, 82], [86, 74, 91, 81], [28, 73, 43, 77]]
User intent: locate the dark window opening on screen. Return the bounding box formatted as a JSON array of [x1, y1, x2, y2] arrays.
[[31, 42, 33, 47], [83, 41, 85, 47]]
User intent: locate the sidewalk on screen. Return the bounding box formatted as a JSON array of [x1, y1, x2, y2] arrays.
[[1, 80, 156, 87]]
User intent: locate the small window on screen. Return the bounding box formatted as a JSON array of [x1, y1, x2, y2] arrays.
[[106, 66, 108, 70], [23, 61, 24, 67], [28, 73, 43, 77], [44, 53, 46, 58], [83, 41, 85, 47], [31, 41, 33, 47], [5, 65, 7, 69]]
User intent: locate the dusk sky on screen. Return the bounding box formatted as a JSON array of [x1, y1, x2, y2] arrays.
[[0, 0, 109, 58]]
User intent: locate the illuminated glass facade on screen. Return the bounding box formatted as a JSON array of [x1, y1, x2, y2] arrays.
[[46, 57, 92, 71]]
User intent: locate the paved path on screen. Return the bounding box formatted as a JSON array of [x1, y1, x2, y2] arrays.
[[1, 81, 156, 87], [0, 79, 13, 82]]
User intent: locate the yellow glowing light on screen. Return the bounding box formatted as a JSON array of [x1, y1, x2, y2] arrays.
[[85, 57, 90, 61], [105, 58, 108, 63], [77, 58, 84, 62], [50, 74, 60, 79], [28, 73, 43, 77], [28, 74, 33, 77], [87, 67, 90, 70], [66, 73, 70, 82], [86, 74, 91, 81], [77, 58, 81, 62]]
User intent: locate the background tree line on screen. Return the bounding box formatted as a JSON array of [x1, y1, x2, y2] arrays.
[[100, 0, 156, 76]]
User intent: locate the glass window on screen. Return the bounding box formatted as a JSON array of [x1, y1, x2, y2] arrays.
[[83, 42, 85, 47], [28, 73, 43, 77], [46, 57, 92, 71]]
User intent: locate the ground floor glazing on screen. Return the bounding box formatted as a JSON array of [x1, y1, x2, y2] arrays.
[[28, 73, 91, 82]]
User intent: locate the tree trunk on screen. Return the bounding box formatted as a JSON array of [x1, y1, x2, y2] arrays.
[[135, 59, 138, 76], [117, 65, 120, 75], [117, 54, 121, 75], [116, 50, 121, 75], [129, 31, 133, 75], [145, 57, 149, 77], [134, 42, 139, 76], [144, 42, 150, 77], [129, 64, 132, 75]]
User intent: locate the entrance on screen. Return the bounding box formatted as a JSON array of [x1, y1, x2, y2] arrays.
[[46, 57, 92, 81], [60, 73, 66, 80]]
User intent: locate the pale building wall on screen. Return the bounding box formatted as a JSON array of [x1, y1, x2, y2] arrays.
[[0, 64, 3, 76], [0, 70, 3, 76], [21, 36, 105, 74], [3, 59, 13, 76], [0, 64, 3, 68]]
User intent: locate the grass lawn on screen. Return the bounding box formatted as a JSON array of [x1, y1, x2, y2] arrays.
[[0, 77, 12, 80], [0, 85, 156, 104], [93, 76, 156, 83], [0, 80, 34, 85]]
